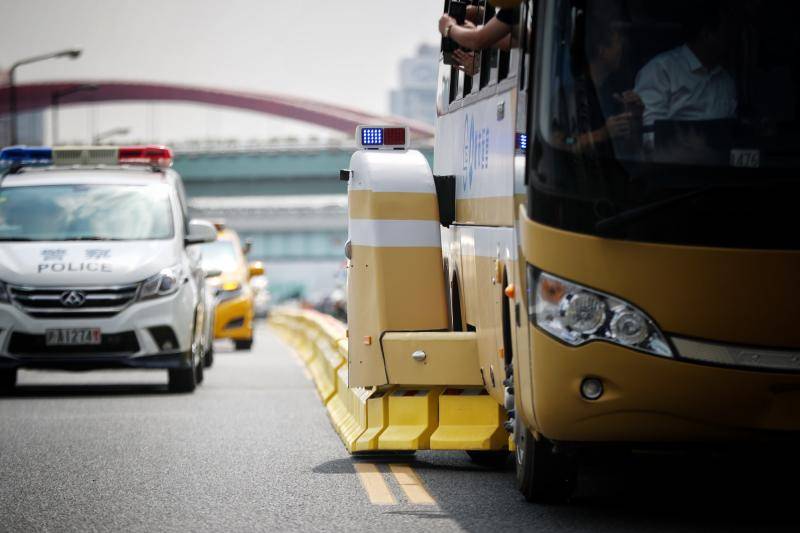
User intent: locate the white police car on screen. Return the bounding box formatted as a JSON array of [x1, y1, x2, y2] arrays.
[[0, 145, 217, 393]]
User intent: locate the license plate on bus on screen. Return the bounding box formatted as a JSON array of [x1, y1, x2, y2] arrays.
[[45, 328, 102, 346]]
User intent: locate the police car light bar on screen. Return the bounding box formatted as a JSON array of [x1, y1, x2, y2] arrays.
[[356, 126, 409, 150], [117, 146, 173, 167], [0, 146, 53, 167], [1, 145, 173, 169]]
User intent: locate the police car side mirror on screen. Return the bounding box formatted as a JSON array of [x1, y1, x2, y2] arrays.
[[185, 219, 217, 246]]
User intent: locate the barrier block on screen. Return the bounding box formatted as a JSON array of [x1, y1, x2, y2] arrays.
[[430, 388, 507, 450], [378, 388, 441, 450], [326, 364, 371, 451], [353, 388, 392, 452]]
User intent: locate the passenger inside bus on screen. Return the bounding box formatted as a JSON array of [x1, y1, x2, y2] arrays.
[[567, 18, 644, 155], [634, 0, 738, 151]]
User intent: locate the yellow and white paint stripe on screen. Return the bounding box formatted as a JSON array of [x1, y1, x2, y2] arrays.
[[353, 462, 436, 506]]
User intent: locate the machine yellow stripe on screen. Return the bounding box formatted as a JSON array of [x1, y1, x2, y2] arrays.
[[456, 197, 515, 227], [389, 465, 436, 505], [354, 463, 397, 505], [349, 190, 439, 221]]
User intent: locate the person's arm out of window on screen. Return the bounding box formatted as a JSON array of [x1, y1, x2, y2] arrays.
[[440, 15, 512, 51]]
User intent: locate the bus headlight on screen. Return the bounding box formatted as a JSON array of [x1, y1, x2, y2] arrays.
[[528, 268, 673, 358]]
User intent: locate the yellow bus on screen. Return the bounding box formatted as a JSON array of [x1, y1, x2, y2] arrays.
[[345, 0, 800, 502]]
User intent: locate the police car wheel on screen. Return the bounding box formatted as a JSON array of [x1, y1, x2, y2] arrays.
[[168, 366, 196, 393], [195, 357, 204, 384], [0, 369, 17, 392], [203, 346, 214, 368], [234, 339, 253, 351]]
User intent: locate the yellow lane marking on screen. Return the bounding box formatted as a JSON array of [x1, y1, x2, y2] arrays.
[[354, 463, 397, 505], [389, 464, 436, 505]]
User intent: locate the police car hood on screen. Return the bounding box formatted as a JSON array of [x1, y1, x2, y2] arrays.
[[0, 241, 180, 286]]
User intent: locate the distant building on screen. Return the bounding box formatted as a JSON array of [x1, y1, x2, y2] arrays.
[[0, 68, 45, 147], [390, 44, 439, 125]]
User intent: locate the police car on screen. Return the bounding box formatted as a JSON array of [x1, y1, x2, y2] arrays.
[[0, 145, 217, 393]]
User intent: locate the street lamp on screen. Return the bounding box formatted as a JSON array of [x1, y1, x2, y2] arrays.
[[93, 127, 130, 145], [8, 48, 83, 145], [51, 84, 98, 144]]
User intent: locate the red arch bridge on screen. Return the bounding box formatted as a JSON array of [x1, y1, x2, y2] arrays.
[[0, 81, 435, 140]]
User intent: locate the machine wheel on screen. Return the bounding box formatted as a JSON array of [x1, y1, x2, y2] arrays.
[[234, 338, 253, 351], [168, 366, 196, 393], [466, 450, 510, 470], [0, 369, 17, 393], [203, 346, 214, 368], [515, 414, 576, 503]]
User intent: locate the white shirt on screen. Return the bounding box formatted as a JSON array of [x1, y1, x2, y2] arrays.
[[634, 45, 738, 129]]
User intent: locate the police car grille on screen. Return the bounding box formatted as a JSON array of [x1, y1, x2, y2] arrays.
[[8, 284, 140, 318]]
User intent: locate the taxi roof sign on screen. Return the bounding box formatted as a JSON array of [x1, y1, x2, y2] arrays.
[[355, 126, 409, 151]]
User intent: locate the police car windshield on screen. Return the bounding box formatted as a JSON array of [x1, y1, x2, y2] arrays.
[[199, 240, 239, 272], [0, 184, 174, 241]]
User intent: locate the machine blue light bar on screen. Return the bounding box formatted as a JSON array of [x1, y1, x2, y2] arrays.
[[0, 146, 53, 167], [356, 125, 410, 150], [361, 127, 384, 146]]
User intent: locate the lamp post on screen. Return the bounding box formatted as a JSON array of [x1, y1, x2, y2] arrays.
[[93, 127, 130, 145], [8, 48, 82, 145], [51, 84, 98, 144]]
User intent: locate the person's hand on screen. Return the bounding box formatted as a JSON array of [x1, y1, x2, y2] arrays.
[[453, 50, 480, 76], [615, 91, 644, 117], [439, 14, 456, 36], [605, 113, 633, 139], [465, 5, 485, 24]]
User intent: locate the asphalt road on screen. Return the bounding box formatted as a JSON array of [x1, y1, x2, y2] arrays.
[[1, 324, 799, 532]]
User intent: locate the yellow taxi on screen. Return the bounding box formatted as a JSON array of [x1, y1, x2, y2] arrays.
[[200, 224, 264, 350]]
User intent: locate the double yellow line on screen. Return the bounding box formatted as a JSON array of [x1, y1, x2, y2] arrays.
[[354, 463, 435, 505]]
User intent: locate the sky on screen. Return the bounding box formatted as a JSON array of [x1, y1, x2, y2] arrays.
[[1, 0, 443, 145]]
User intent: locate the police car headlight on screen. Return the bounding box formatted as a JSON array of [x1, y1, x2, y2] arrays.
[[0, 282, 9, 304], [528, 268, 673, 358], [140, 265, 183, 300]]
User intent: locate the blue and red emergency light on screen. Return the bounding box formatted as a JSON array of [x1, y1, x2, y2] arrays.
[[356, 126, 409, 150], [0, 145, 173, 168]]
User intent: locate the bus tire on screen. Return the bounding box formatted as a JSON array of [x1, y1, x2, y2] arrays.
[[515, 415, 576, 503], [466, 450, 510, 470]]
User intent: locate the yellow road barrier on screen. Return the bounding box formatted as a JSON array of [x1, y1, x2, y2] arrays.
[[270, 309, 508, 454]]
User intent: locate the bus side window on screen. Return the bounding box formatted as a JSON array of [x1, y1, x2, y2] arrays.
[[450, 65, 461, 104]]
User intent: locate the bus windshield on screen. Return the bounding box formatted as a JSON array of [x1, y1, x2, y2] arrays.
[[530, 0, 800, 249], [0, 184, 174, 242]]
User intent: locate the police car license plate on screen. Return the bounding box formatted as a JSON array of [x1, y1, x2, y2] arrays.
[[45, 328, 102, 346]]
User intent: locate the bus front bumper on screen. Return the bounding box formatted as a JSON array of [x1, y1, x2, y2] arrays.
[[531, 329, 800, 443]]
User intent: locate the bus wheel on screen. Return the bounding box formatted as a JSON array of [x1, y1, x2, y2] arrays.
[[466, 450, 510, 470], [515, 416, 576, 503]]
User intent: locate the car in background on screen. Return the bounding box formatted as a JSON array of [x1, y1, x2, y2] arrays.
[[0, 145, 217, 393], [200, 224, 263, 350], [250, 273, 271, 318]]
